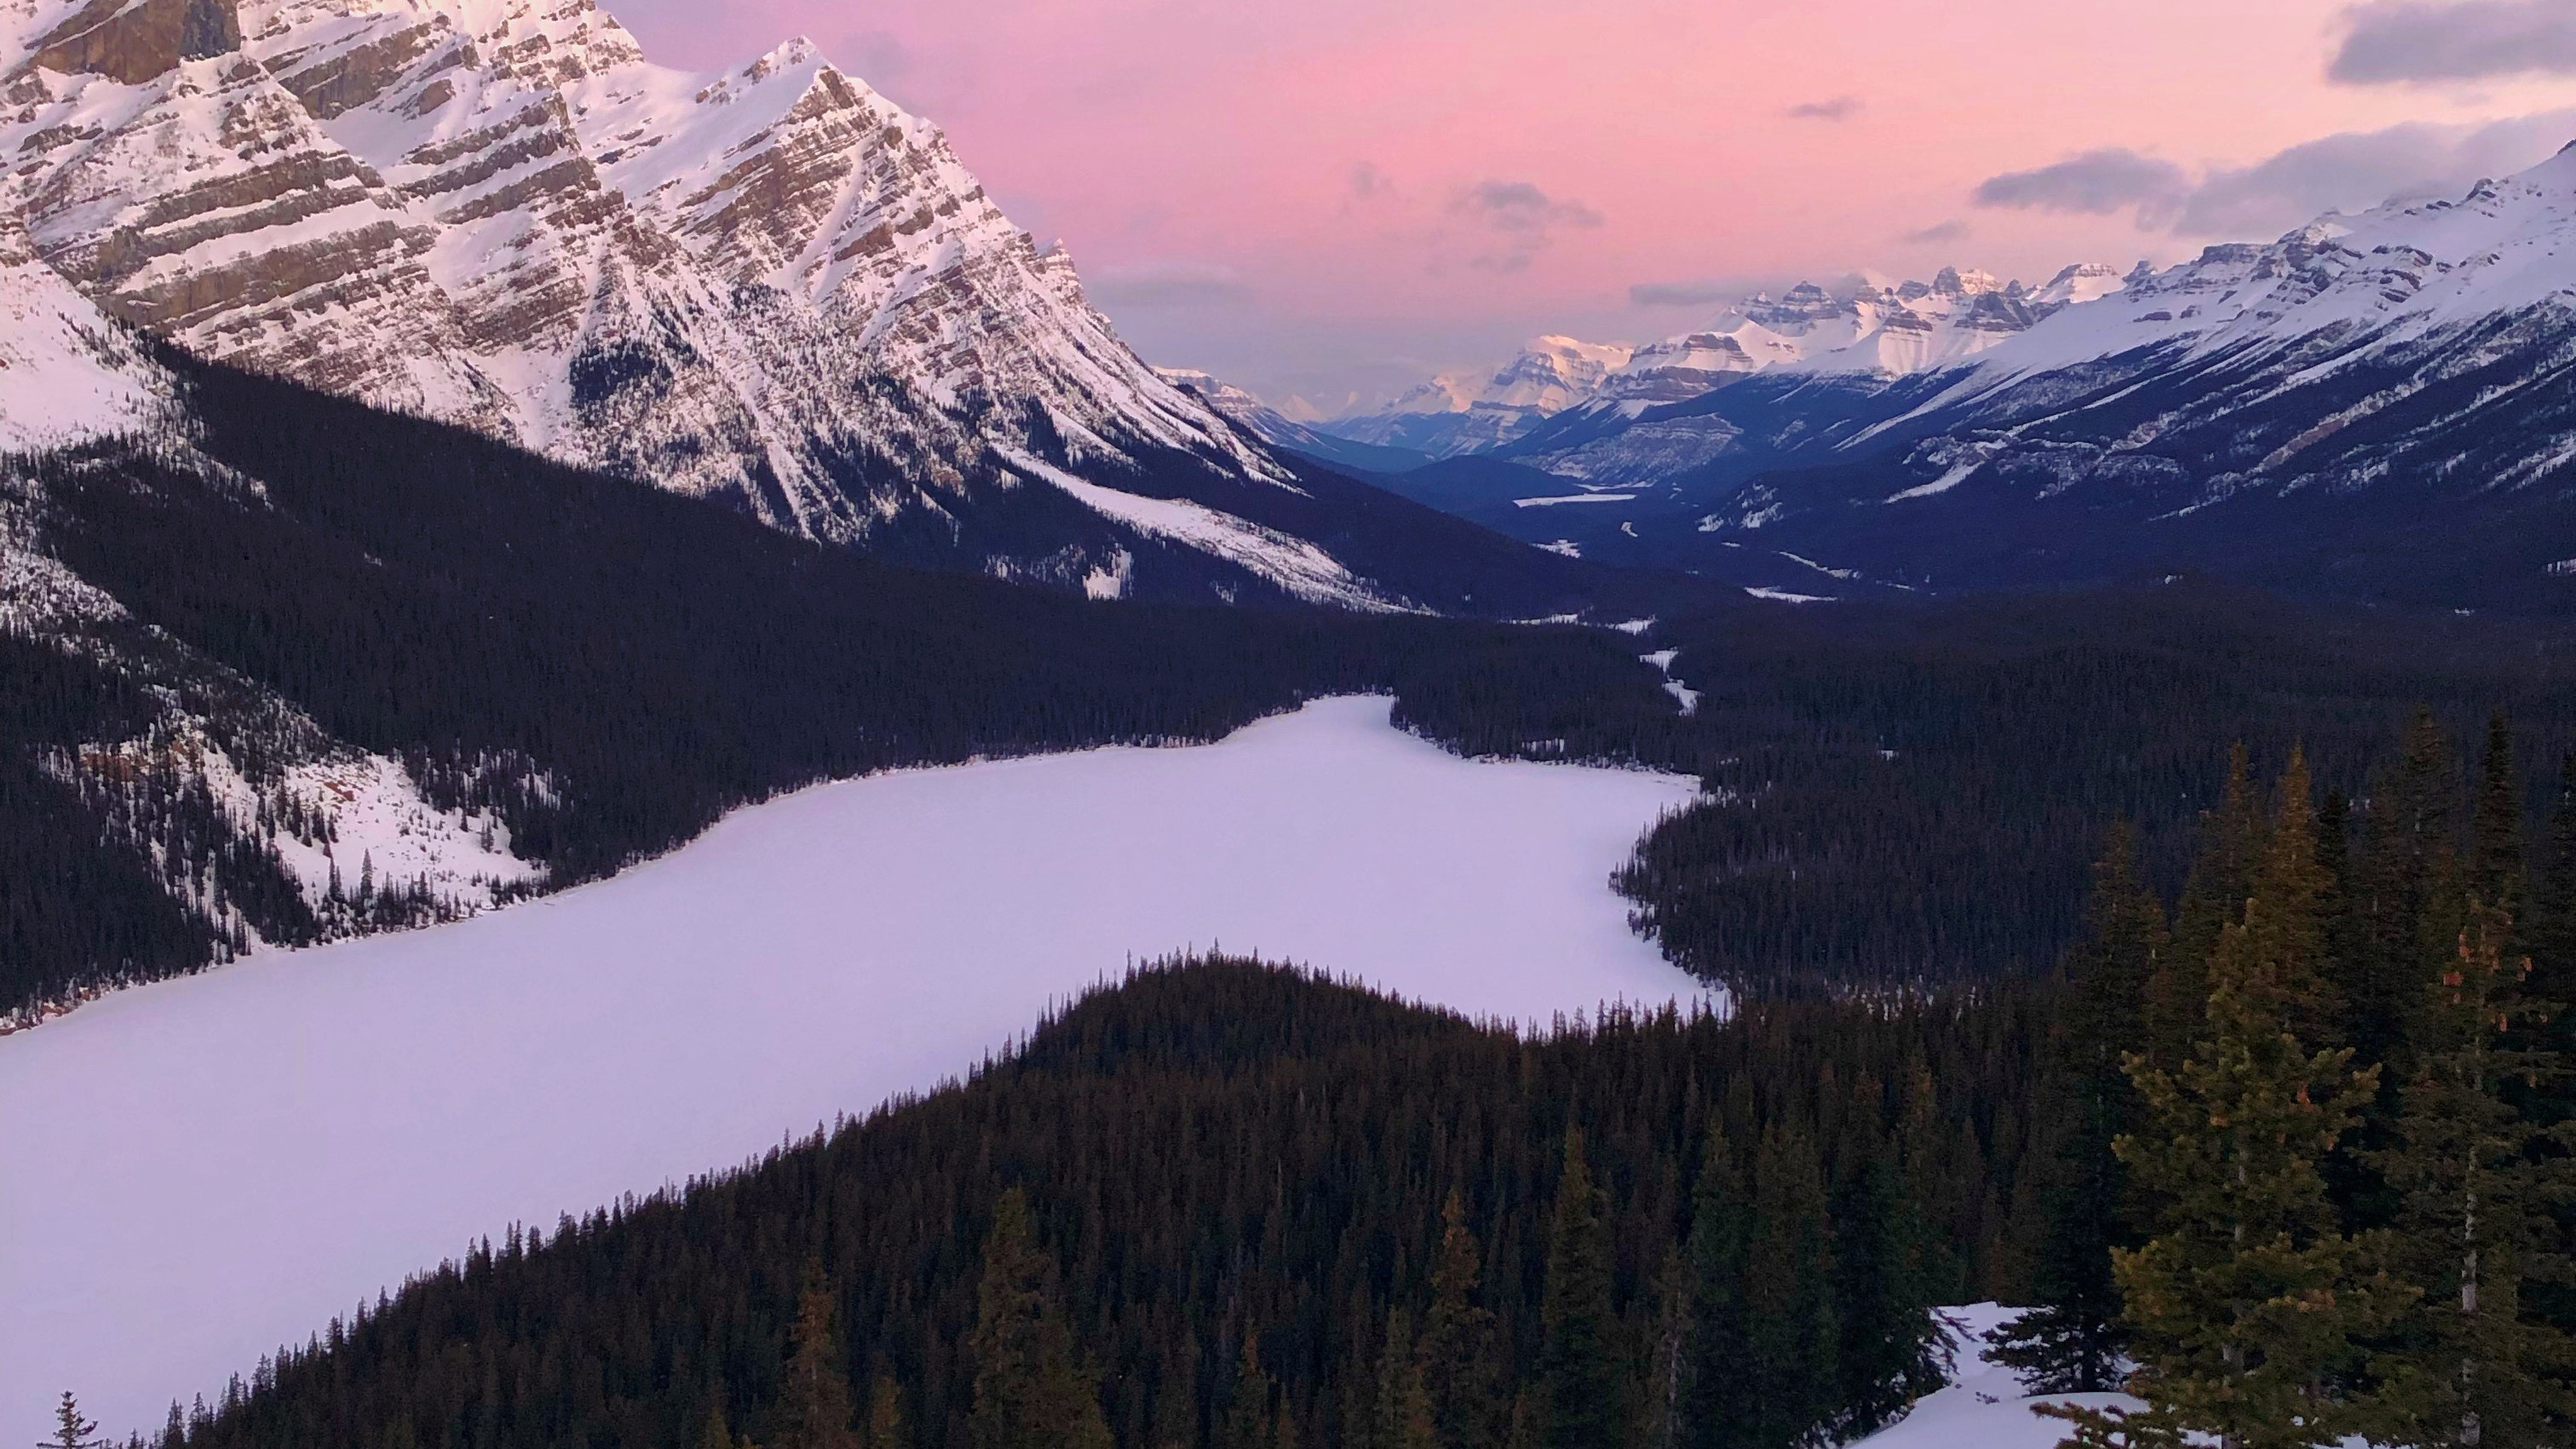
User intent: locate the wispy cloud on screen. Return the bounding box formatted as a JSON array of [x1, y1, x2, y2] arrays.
[[1900, 220, 1971, 244], [1786, 95, 1862, 121], [1087, 262, 1253, 307], [1972, 112, 2576, 236], [1451, 180, 1604, 271], [1972, 149, 2191, 222], [2178, 111, 2576, 232], [2330, 0, 2576, 84], [1628, 279, 1737, 307]]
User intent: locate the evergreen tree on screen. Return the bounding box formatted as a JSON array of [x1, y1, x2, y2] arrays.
[[1677, 1118, 1753, 1449], [1993, 825, 2165, 1393], [2354, 709, 2458, 1078], [2525, 754, 2576, 1128], [1639, 1247, 1688, 1449], [42, 1394, 106, 1449], [1153, 1340, 1202, 1449], [970, 1189, 1112, 1449], [1371, 1311, 1435, 1449], [776, 1267, 860, 1449], [2155, 746, 2262, 1069], [2245, 750, 2344, 1049], [2053, 762, 2412, 1449], [1740, 1123, 1837, 1449], [1537, 1126, 1621, 1449], [1227, 1330, 1279, 1449], [2374, 899, 2575, 1446], [1828, 1151, 1941, 1437], [863, 1378, 906, 1449], [2520, 755, 2576, 1337], [703, 1403, 743, 1449], [1417, 1191, 1503, 1449], [2469, 715, 2524, 923]]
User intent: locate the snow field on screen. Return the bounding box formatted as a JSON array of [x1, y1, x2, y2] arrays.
[[1852, 1303, 2139, 1449], [0, 698, 1705, 1447]]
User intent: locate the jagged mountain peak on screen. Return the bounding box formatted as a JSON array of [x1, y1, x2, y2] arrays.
[[1945, 141, 2576, 390], [0, 0, 1423, 605]]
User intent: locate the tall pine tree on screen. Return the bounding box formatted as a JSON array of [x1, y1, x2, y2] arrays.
[[1739, 1123, 1837, 1449], [2054, 757, 2412, 1449], [2375, 895, 2576, 1446], [1537, 1126, 1621, 1449], [969, 1188, 1113, 1449], [775, 1266, 860, 1449], [1828, 1149, 1941, 1437], [1417, 1191, 1504, 1449], [1994, 825, 2165, 1393], [1677, 1118, 1753, 1449]]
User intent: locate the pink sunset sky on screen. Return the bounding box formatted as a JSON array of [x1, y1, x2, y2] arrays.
[[606, 0, 2576, 412]]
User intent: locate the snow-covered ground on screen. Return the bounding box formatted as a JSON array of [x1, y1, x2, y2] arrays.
[[1854, 1304, 2138, 1449], [0, 697, 1705, 1446]]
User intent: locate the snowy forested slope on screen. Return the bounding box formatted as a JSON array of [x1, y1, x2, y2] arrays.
[[1, 349, 1715, 1020]]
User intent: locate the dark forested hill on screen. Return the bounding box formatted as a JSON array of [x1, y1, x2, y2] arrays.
[[164, 957, 2053, 1449], [1619, 583, 2576, 996]]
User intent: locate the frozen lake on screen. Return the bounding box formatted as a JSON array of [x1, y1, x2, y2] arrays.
[[0, 697, 1705, 1444]]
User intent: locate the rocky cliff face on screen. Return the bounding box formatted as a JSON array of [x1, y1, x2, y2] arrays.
[[0, 0, 1349, 601]]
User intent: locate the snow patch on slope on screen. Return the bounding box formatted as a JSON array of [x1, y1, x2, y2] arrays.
[[0, 214, 166, 451], [999, 449, 1401, 611]]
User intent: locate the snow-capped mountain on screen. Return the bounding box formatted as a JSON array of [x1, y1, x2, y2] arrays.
[[1602, 267, 2091, 402], [1320, 336, 1635, 458], [1324, 267, 2125, 485], [0, 0, 1578, 609], [1468, 265, 2115, 485], [1399, 144, 2576, 612]]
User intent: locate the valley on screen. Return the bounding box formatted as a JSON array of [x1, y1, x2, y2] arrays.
[[10, 1, 2576, 1446]]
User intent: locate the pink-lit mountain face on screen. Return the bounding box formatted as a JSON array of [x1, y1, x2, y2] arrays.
[[0, 0, 1488, 603]]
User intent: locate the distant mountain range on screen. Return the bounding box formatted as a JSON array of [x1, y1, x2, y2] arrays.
[[1272, 264, 2134, 468], [1196, 147, 2576, 612], [0, 0, 1652, 615]]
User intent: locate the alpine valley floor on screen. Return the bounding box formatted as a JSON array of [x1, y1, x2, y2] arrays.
[[0, 697, 1703, 1448]]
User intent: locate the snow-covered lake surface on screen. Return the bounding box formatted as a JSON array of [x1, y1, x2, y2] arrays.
[[1, 697, 1705, 1445]]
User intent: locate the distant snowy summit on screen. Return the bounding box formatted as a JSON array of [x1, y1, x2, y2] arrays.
[[1313, 336, 1636, 459], [1607, 262, 2133, 402], [1302, 263, 2130, 460]]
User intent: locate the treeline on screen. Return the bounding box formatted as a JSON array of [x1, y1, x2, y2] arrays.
[[1997, 710, 2576, 1444], [1623, 582, 2576, 997], [160, 959, 2055, 1449], [1, 355, 1705, 1009]]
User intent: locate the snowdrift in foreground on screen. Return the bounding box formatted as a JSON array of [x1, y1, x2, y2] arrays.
[[1854, 1303, 2138, 1449], [0, 698, 1703, 1446]]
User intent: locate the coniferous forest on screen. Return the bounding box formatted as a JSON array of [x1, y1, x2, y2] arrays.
[[158, 957, 2044, 1449], [121, 698, 2576, 1449]]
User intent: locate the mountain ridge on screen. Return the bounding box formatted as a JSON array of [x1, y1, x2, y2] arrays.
[[0, 0, 1628, 612]]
